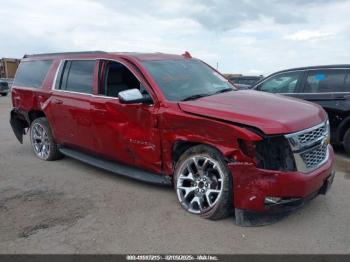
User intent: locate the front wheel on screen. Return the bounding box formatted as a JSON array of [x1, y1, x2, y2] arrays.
[[30, 117, 63, 161], [174, 145, 232, 220]]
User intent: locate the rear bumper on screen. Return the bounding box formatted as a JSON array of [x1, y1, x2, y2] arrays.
[[229, 145, 335, 213]]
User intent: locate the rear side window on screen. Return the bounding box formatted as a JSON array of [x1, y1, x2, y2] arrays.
[[304, 70, 346, 93], [13, 60, 52, 88], [56, 60, 95, 94]]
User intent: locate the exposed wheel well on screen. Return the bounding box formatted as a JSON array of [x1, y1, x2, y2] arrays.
[[172, 141, 199, 166], [28, 111, 46, 124], [172, 141, 226, 166]]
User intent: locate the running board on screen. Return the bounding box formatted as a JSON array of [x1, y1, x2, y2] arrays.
[[59, 147, 172, 186]]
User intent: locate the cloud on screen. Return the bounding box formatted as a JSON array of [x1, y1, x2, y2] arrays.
[[285, 30, 335, 41], [0, 0, 350, 75]]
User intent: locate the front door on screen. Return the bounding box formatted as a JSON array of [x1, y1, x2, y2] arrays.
[[90, 60, 162, 173]]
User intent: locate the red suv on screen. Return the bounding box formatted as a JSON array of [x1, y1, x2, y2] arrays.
[[10, 51, 335, 225]]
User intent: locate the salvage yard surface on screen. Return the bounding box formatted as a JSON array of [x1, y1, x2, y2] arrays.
[[0, 95, 349, 254]]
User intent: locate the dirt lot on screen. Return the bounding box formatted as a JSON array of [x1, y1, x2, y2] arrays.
[[0, 95, 349, 254]]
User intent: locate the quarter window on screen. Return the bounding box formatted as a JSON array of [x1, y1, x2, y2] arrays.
[[304, 70, 346, 93], [57, 60, 95, 94], [259, 71, 302, 93], [13, 60, 53, 88]]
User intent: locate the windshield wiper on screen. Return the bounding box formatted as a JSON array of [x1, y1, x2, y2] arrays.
[[181, 93, 210, 101], [212, 88, 234, 95]]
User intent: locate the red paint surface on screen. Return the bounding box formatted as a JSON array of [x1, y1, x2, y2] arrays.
[[11, 52, 333, 212]]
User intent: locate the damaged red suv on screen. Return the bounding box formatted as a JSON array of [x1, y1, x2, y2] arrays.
[[10, 51, 335, 225]]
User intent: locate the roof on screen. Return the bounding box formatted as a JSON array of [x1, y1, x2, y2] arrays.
[[271, 64, 350, 75], [23, 51, 187, 61]]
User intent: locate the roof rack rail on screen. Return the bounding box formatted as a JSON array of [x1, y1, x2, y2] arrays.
[[23, 51, 107, 58]]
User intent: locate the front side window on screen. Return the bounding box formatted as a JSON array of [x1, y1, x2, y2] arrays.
[[99, 61, 141, 97], [13, 60, 53, 88], [304, 70, 346, 93], [259, 71, 302, 93], [142, 60, 235, 101], [57, 60, 95, 94]]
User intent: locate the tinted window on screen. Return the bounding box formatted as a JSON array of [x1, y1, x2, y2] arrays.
[[345, 72, 350, 92], [58, 60, 95, 94], [304, 70, 347, 93], [13, 60, 52, 88], [259, 71, 302, 93]]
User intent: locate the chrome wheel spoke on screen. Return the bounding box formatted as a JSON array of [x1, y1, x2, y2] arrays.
[[178, 186, 196, 199], [191, 196, 203, 211], [179, 172, 194, 181]]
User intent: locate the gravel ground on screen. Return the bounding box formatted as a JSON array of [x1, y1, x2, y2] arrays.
[[0, 95, 349, 254]]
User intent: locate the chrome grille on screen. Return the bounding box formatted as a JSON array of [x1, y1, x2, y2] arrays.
[[301, 144, 328, 169], [285, 121, 329, 173], [297, 125, 326, 146]]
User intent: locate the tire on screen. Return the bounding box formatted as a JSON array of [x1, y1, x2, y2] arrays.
[[174, 145, 233, 220], [0, 93, 7, 96], [30, 117, 63, 161], [343, 128, 350, 155]]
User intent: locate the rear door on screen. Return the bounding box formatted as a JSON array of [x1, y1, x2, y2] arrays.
[[47, 60, 97, 151], [299, 69, 350, 139]]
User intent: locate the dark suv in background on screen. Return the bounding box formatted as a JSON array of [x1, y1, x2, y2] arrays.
[[252, 65, 350, 154]]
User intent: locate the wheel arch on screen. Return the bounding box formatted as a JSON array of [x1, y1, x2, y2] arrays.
[[172, 140, 228, 167], [28, 110, 47, 124]]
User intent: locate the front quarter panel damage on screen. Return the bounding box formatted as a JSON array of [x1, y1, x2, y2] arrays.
[[159, 104, 262, 176]]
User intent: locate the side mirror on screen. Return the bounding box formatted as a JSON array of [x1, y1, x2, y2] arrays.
[[118, 89, 153, 104]]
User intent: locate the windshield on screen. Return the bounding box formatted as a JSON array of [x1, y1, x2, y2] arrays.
[[142, 59, 235, 101]]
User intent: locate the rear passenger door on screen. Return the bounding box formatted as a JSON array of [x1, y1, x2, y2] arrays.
[[48, 60, 97, 151], [299, 69, 350, 137]]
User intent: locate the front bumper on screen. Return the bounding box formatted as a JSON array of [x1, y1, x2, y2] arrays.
[[228, 145, 335, 218]]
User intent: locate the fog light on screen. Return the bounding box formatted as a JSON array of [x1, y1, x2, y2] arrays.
[[265, 196, 282, 205]]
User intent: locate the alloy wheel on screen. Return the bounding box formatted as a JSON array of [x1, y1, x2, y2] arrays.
[[176, 156, 224, 214], [31, 123, 50, 159]]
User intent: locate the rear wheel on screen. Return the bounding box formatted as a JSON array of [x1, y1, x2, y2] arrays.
[[174, 145, 232, 220], [30, 117, 63, 161], [343, 128, 350, 155]]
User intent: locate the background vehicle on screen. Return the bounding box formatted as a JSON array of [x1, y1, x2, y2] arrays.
[[252, 65, 350, 154], [0, 79, 9, 96], [10, 51, 334, 225], [228, 75, 263, 89]]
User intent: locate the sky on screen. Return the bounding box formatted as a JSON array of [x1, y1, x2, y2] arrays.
[[0, 0, 350, 75]]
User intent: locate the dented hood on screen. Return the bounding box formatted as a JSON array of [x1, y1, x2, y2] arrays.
[[178, 90, 327, 135]]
